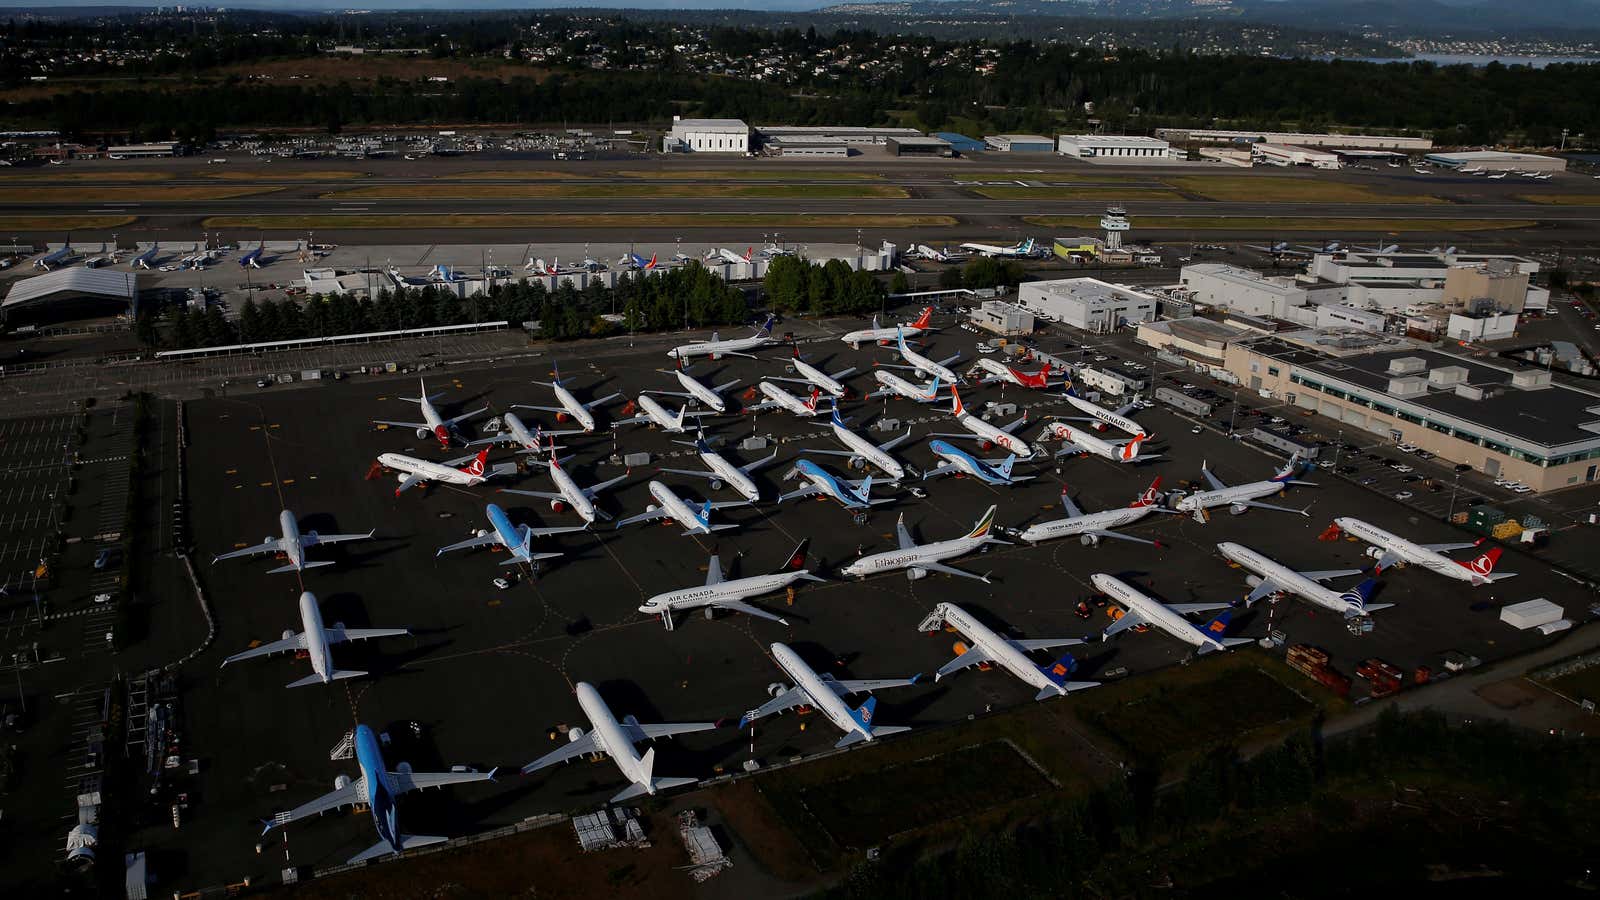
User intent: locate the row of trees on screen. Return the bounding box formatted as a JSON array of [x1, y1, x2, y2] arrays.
[[762, 256, 887, 318]]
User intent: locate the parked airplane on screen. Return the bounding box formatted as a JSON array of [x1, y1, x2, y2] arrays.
[[921, 602, 1097, 700], [379, 447, 508, 496], [222, 591, 408, 687], [1091, 573, 1251, 654], [658, 431, 778, 503], [1016, 479, 1171, 546], [1039, 421, 1150, 463], [612, 394, 711, 433], [803, 407, 912, 481], [840, 306, 935, 349], [615, 480, 742, 535], [779, 459, 890, 512], [263, 723, 495, 863], [971, 358, 1062, 390], [620, 252, 659, 271], [372, 377, 489, 448], [1173, 455, 1314, 522], [499, 441, 629, 525], [428, 264, 460, 283], [769, 349, 856, 399], [1217, 541, 1387, 616], [744, 382, 825, 418], [842, 506, 1005, 582], [639, 540, 821, 630], [435, 502, 584, 564], [907, 244, 965, 263], [959, 237, 1036, 258], [716, 246, 754, 265], [520, 681, 714, 803], [1487, 172, 1507, 180], [212, 509, 374, 574], [32, 242, 74, 271], [866, 371, 945, 404], [930, 387, 1037, 459], [1330, 517, 1515, 585], [130, 243, 159, 270], [922, 440, 1031, 486], [880, 326, 961, 384], [739, 642, 917, 748], [469, 411, 578, 453], [666, 314, 779, 361], [238, 242, 265, 268], [645, 365, 741, 414], [1061, 388, 1147, 437], [516, 363, 621, 433]]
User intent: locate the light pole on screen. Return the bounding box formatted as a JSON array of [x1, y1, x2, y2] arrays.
[[1332, 429, 1343, 469], [1447, 472, 1461, 522]]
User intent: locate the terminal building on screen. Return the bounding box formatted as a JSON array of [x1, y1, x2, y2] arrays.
[[663, 118, 750, 153], [886, 136, 954, 157], [1424, 150, 1566, 173], [1224, 335, 1600, 491], [983, 134, 1054, 153], [1015, 277, 1157, 332], [1154, 128, 1432, 151], [1056, 134, 1172, 159]]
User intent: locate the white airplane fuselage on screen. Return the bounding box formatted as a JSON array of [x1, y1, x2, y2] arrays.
[[897, 342, 959, 384], [1332, 517, 1482, 584], [843, 324, 927, 349], [635, 394, 690, 432], [695, 450, 760, 502], [873, 370, 941, 402], [792, 358, 848, 398], [501, 412, 544, 450], [296, 590, 339, 683], [573, 682, 655, 793], [772, 642, 870, 741], [548, 462, 599, 523], [1216, 541, 1353, 613], [1091, 574, 1223, 652], [956, 410, 1036, 459], [830, 420, 905, 481], [550, 383, 597, 432], [933, 602, 1065, 697], [842, 534, 980, 579], [1065, 395, 1146, 437], [1043, 422, 1132, 462], [639, 570, 809, 619], [276, 509, 306, 570], [647, 481, 710, 533], [674, 370, 729, 412], [757, 382, 819, 417], [1175, 479, 1284, 513], [1019, 505, 1154, 544], [377, 452, 485, 488]]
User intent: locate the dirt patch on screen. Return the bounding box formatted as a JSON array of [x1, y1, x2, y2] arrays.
[[0, 171, 172, 183], [1475, 678, 1545, 710], [0, 215, 137, 230], [201, 169, 370, 182], [703, 779, 822, 884], [0, 186, 281, 202]]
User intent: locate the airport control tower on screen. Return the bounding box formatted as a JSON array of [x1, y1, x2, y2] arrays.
[[1100, 206, 1130, 252]]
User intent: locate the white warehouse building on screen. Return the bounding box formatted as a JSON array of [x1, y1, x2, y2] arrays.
[[1056, 134, 1171, 158], [1015, 277, 1157, 332], [1253, 143, 1341, 169], [664, 117, 751, 153]]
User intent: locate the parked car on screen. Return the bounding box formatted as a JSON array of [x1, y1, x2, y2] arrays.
[[1394, 491, 1414, 500]]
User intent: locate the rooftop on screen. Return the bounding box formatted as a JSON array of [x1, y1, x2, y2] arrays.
[[1022, 277, 1155, 307], [3, 267, 138, 309], [670, 118, 749, 132], [1426, 150, 1563, 162], [1058, 134, 1169, 146]]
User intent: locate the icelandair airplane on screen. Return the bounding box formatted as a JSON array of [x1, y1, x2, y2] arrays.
[[222, 591, 408, 687], [1331, 517, 1515, 585], [740, 642, 917, 749], [1217, 541, 1387, 617], [378, 447, 510, 496], [1038, 420, 1150, 463], [615, 480, 743, 535], [841, 506, 1006, 582], [435, 502, 584, 564], [930, 387, 1038, 459], [658, 431, 778, 503], [921, 601, 1097, 701], [372, 377, 489, 448], [1174, 454, 1315, 522], [922, 439, 1031, 486], [841, 306, 934, 349], [262, 724, 495, 863], [212, 508, 374, 574], [516, 362, 622, 433], [499, 440, 629, 525], [521, 681, 714, 804], [667, 314, 779, 362], [646, 365, 741, 414], [639, 540, 821, 630], [1017, 479, 1172, 546], [1091, 573, 1251, 655]]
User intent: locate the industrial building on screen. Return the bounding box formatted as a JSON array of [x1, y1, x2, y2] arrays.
[[1, 267, 140, 322], [1135, 317, 1250, 364], [1015, 277, 1156, 332], [1224, 336, 1600, 491], [1155, 128, 1432, 151], [764, 138, 849, 158], [1424, 150, 1566, 173], [969, 300, 1034, 336], [886, 136, 954, 157], [1179, 263, 1343, 320], [932, 132, 985, 153], [756, 125, 921, 146], [984, 134, 1054, 153], [663, 118, 750, 153], [1252, 143, 1341, 169], [1315, 304, 1386, 332], [1056, 135, 1171, 159], [106, 142, 181, 158], [1307, 251, 1545, 313]]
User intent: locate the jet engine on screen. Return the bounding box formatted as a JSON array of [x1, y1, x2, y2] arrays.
[[333, 774, 351, 791], [396, 473, 411, 485], [396, 761, 413, 775], [551, 500, 565, 513], [767, 682, 787, 698], [906, 567, 928, 581], [1080, 533, 1100, 547], [567, 726, 587, 743], [1228, 503, 1250, 516], [281, 629, 295, 641], [709, 479, 724, 491], [415, 427, 431, 441]]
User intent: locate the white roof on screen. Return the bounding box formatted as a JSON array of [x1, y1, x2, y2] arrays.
[[3, 267, 137, 308], [1427, 150, 1560, 162], [1059, 134, 1168, 147], [987, 134, 1052, 143], [1024, 277, 1154, 307], [671, 118, 749, 133]]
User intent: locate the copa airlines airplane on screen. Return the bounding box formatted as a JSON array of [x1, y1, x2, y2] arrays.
[[921, 601, 1097, 701], [1038, 421, 1149, 463], [1216, 541, 1387, 616], [521, 681, 714, 804], [639, 540, 821, 630], [212, 508, 374, 574], [612, 393, 712, 433], [469, 411, 579, 452], [1062, 388, 1147, 438], [1017, 479, 1172, 546], [645, 365, 741, 414], [840, 306, 934, 349], [882, 325, 961, 384], [499, 441, 629, 525], [378, 447, 509, 496], [222, 591, 408, 687], [435, 502, 584, 564], [779, 459, 891, 512], [263, 723, 495, 863], [658, 432, 778, 503], [516, 363, 621, 433], [770, 350, 856, 399], [922, 439, 1032, 486], [803, 407, 912, 481], [372, 378, 488, 448], [841, 506, 1006, 582], [1173, 455, 1315, 522], [971, 358, 1062, 390], [615, 480, 743, 535], [745, 382, 824, 418], [1091, 573, 1251, 655], [1331, 517, 1515, 585], [867, 371, 945, 404], [667, 314, 779, 361], [929, 387, 1038, 459], [739, 642, 917, 749]]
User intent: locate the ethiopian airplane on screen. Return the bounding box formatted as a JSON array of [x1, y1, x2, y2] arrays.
[[666, 314, 779, 361], [521, 682, 714, 804], [435, 502, 584, 564], [1016, 479, 1172, 546], [1216, 541, 1387, 616], [1173, 455, 1315, 522], [841, 506, 1006, 582], [1091, 573, 1251, 655], [212, 509, 374, 574], [803, 407, 912, 482], [921, 601, 1097, 701], [929, 387, 1038, 459], [262, 723, 495, 863], [880, 325, 961, 384], [638, 540, 821, 630], [867, 371, 945, 404], [841, 306, 934, 349], [515, 363, 622, 433], [645, 365, 741, 414], [499, 441, 629, 525], [378, 447, 509, 496], [222, 591, 408, 687], [658, 431, 779, 504], [612, 394, 713, 433], [739, 642, 917, 749], [615, 481, 743, 535], [922, 440, 1031, 486], [1330, 517, 1515, 585], [372, 377, 489, 448], [1038, 421, 1150, 463], [769, 349, 856, 399]]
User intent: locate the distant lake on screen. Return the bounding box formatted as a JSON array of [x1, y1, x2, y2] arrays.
[[1357, 53, 1600, 68]]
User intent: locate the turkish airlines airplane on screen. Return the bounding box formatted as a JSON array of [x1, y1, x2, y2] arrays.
[[1037, 421, 1150, 464], [212, 508, 374, 574], [929, 387, 1038, 459], [372, 377, 489, 448], [841, 306, 934, 349], [921, 601, 1097, 701], [1091, 573, 1251, 655], [377, 447, 510, 496], [1016, 478, 1172, 546], [221, 591, 408, 687], [739, 642, 917, 749], [1331, 517, 1515, 585], [1216, 541, 1388, 616]]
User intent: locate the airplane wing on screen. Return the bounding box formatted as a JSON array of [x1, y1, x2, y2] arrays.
[[743, 685, 814, 722], [1059, 493, 1085, 518], [443, 450, 487, 467], [915, 560, 988, 583], [1083, 529, 1158, 547], [711, 598, 787, 626], [624, 721, 717, 743], [583, 392, 623, 410], [213, 538, 284, 562], [1420, 542, 1478, 553], [395, 474, 426, 494], [389, 767, 495, 795], [826, 676, 918, 695], [521, 731, 604, 774], [584, 471, 631, 497], [705, 555, 724, 586], [936, 353, 962, 367], [436, 533, 501, 556], [1113, 401, 1140, 417], [615, 507, 670, 528], [1201, 468, 1228, 491], [221, 632, 305, 666], [1372, 550, 1402, 572], [1102, 611, 1148, 639], [327, 626, 410, 643], [500, 489, 564, 503], [372, 419, 429, 430], [268, 776, 366, 829], [921, 462, 958, 481], [659, 466, 717, 480], [878, 429, 915, 452], [896, 516, 916, 550], [936, 646, 992, 678], [926, 431, 983, 442], [1237, 500, 1309, 516], [740, 450, 781, 473], [708, 499, 752, 511], [1009, 637, 1082, 652], [778, 484, 824, 503], [1245, 578, 1288, 605], [1167, 602, 1232, 615], [999, 414, 1029, 434], [444, 407, 490, 428], [1298, 568, 1365, 582], [303, 530, 373, 548]]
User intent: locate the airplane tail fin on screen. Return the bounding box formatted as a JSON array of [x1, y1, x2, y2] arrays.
[[805, 389, 820, 412], [924, 376, 942, 400], [1063, 381, 1078, 399], [757, 313, 776, 336], [996, 455, 1016, 480], [776, 538, 810, 574], [1119, 435, 1144, 462], [950, 385, 966, 418], [1271, 452, 1304, 483], [910, 306, 933, 330], [857, 474, 875, 502], [849, 695, 878, 732], [460, 448, 490, 477], [1460, 547, 1503, 581], [1341, 577, 1379, 611], [965, 505, 997, 540], [1131, 476, 1162, 508], [1038, 652, 1078, 687], [1200, 610, 1233, 640], [829, 402, 848, 426], [698, 499, 713, 525]]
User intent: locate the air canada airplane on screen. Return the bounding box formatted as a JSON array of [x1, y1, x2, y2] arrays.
[[638, 540, 821, 630]]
